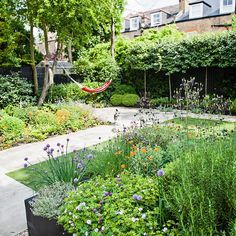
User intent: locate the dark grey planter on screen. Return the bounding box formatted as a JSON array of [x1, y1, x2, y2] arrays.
[[25, 196, 72, 236]]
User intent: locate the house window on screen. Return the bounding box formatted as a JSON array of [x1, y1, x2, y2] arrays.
[[220, 0, 235, 13], [151, 12, 161, 26], [130, 17, 139, 31], [223, 0, 233, 5], [189, 4, 203, 19]]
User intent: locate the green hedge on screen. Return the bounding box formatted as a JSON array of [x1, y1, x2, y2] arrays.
[[122, 94, 140, 107]]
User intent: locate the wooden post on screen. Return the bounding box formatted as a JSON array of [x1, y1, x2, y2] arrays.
[[144, 70, 147, 99], [111, 17, 115, 59]]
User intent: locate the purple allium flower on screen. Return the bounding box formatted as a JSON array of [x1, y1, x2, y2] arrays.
[[66, 138, 70, 142], [74, 178, 79, 183], [73, 149, 77, 153], [77, 163, 83, 169], [92, 208, 97, 213], [87, 154, 93, 159], [133, 194, 142, 201], [109, 192, 113, 196], [157, 169, 165, 177], [57, 143, 60, 147], [43, 146, 47, 151], [50, 148, 54, 153], [99, 200, 104, 205], [99, 217, 103, 223], [24, 163, 28, 168], [24, 157, 28, 161], [103, 191, 109, 197], [46, 144, 50, 148], [98, 137, 101, 140], [61, 144, 64, 148]]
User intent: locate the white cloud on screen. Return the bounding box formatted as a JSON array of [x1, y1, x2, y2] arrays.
[[124, 0, 179, 15]]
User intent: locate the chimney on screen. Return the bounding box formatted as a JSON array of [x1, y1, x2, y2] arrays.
[[179, 0, 185, 13]]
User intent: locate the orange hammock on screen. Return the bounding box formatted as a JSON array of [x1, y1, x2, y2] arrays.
[[63, 69, 112, 93]]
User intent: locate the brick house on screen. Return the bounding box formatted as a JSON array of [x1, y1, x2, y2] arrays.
[[122, 0, 236, 38]]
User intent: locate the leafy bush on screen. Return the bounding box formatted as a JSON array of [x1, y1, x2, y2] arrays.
[[0, 104, 102, 150], [122, 94, 140, 107], [0, 74, 35, 108], [150, 97, 175, 107], [59, 174, 178, 235], [110, 94, 123, 106], [30, 182, 74, 219], [230, 98, 236, 114], [164, 137, 236, 235], [0, 114, 25, 142], [113, 84, 137, 95]]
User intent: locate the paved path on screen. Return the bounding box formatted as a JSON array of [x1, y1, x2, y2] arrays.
[[0, 106, 235, 236]]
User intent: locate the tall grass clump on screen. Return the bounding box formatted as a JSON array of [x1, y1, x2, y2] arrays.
[[164, 134, 236, 235]]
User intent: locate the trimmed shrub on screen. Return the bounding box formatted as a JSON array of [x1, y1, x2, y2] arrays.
[[110, 94, 123, 106], [122, 94, 140, 107], [150, 97, 175, 107], [0, 74, 35, 108], [113, 84, 137, 95]]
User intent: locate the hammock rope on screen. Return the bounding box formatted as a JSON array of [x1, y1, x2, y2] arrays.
[[63, 68, 112, 93]]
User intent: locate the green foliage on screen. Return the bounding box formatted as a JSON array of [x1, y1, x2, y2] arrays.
[[122, 94, 140, 107], [135, 25, 183, 43], [232, 14, 236, 32], [150, 97, 174, 107], [0, 74, 35, 108], [75, 43, 120, 86], [164, 137, 236, 235], [59, 174, 177, 235], [113, 84, 136, 95], [231, 98, 236, 114], [30, 182, 74, 219], [110, 94, 123, 106], [0, 114, 25, 142], [0, 104, 102, 149]]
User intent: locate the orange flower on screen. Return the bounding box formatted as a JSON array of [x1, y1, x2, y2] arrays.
[[130, 151, 136, 157], [132, 145, 137, 150], [154, 147, 160, 152], [141, 147, 147, 154], [148, 156, 153, 161], [120, 164, 126, 169]]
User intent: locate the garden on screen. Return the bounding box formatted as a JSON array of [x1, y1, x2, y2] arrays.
[[1, 0, 236, 236]]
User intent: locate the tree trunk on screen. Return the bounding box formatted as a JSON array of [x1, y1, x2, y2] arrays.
[[37, 23, 50, 106], [205, 67, 208, 95], [111, 17, 115, 59], [169, 74, 172, 100], [68, 40, 73, 63], [29, 18, 38, 95], [144, 70, 147, 99]]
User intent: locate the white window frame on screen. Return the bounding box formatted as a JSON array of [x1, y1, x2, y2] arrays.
[[151, 12, 162, 26], [189, 3, 203, 19], [220, 0, 235, 14], [130, 17, 139, 31]]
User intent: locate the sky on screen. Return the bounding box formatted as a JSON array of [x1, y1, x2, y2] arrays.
[[124, 0, 179, 15]]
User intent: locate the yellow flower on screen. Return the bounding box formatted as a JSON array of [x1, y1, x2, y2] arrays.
[[128, 140, 133, 144], [148, 156, 153, 161], [141, 147, 147, 154], [120, 164, 126, 169], [115, 150, 122, 156], [154, 147, 160, 152]]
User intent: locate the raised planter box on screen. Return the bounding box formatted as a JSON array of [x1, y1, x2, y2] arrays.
[[25, 196, 72, 236]]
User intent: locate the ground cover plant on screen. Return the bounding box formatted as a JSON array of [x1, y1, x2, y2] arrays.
[[0, 103, 103, 150]]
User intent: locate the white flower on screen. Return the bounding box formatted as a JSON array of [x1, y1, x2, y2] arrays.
[[131, 217, 139, 222], [85, 232, 88, 236], [71, 223, 74, 227], [94, 228, 99, 233], [73, 234, 77, 236], [162, 227, 168, 233], [101, 226, 105, 231], [138, 207, 143, 212], [119, 209, 124, 215], [80, 202, 86, 206], [142, 214, 146, 219], [76, 206, 81, 211], [143, 233, 147, 236], [69, 212, 72, 215], [86, 220, 92, 225]]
